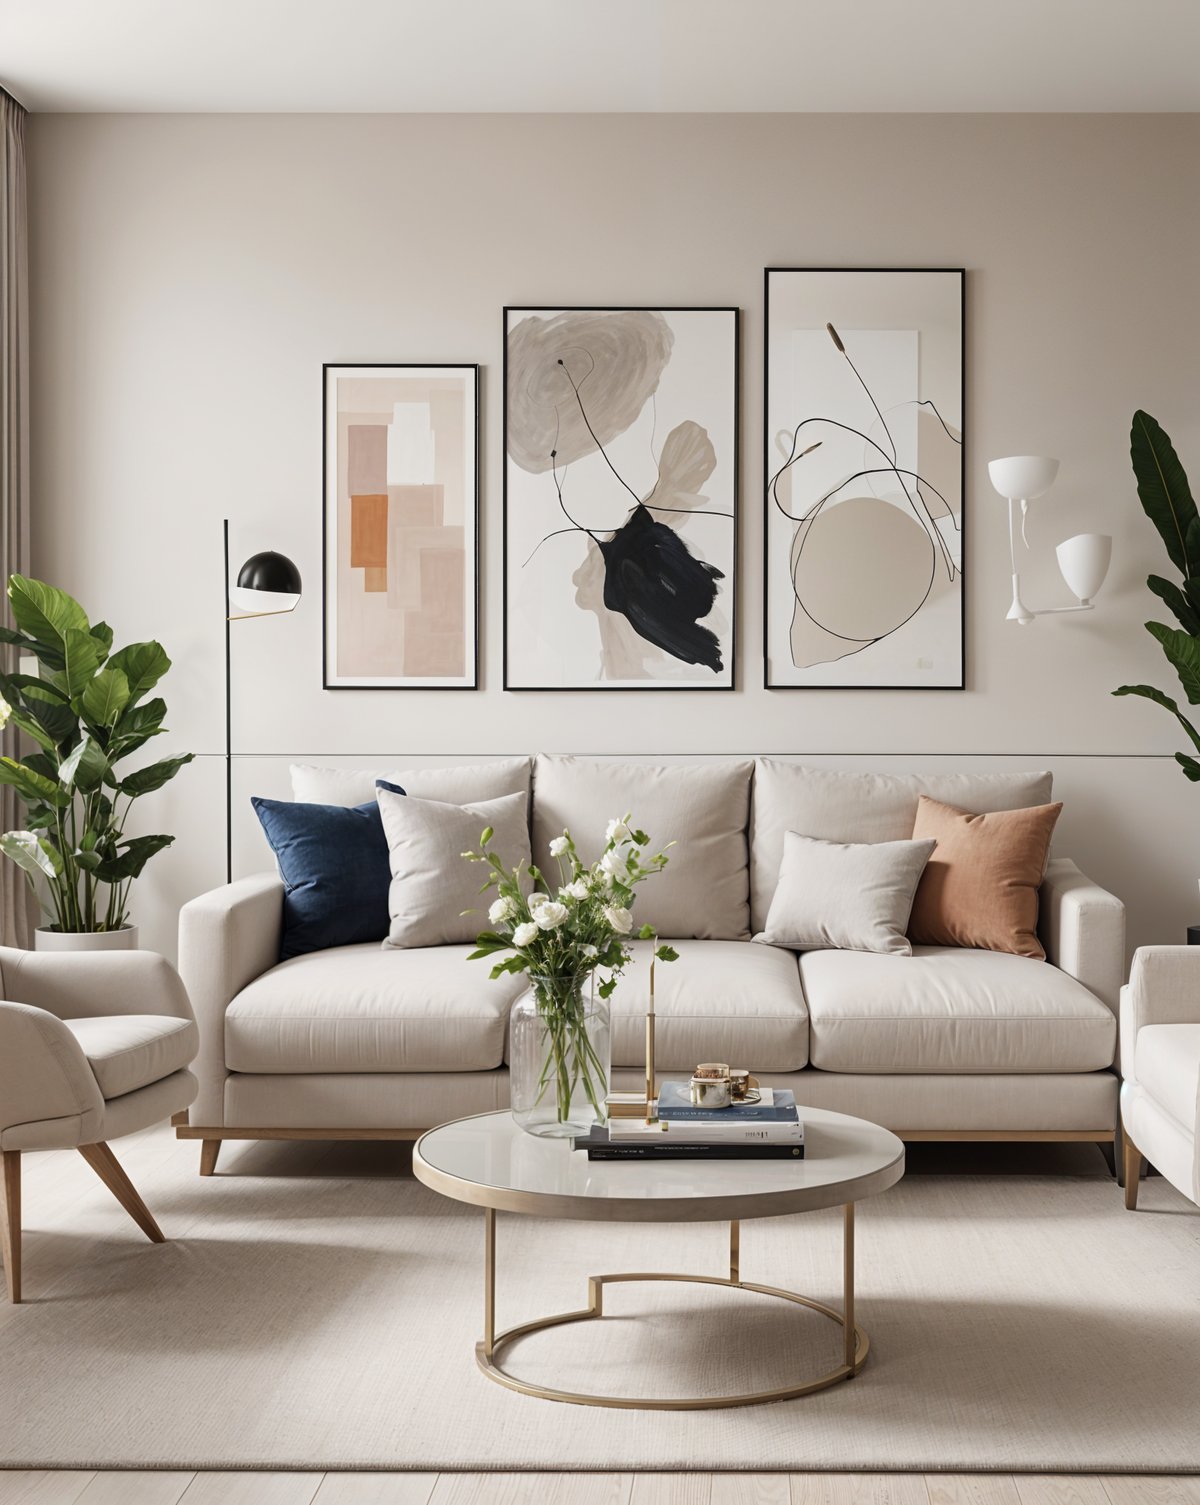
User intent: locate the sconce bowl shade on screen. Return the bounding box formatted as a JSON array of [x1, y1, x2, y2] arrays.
[[1056, 533, 1112, 605], [232, 550, 302, 616], [988, 455, 1060, 501]]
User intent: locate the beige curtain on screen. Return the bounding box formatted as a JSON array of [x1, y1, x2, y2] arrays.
[[1, 88, 32, 947]]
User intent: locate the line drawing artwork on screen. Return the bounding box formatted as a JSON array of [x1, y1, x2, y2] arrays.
[[505, 308, 737, 691], [764, 270, 964, 690]]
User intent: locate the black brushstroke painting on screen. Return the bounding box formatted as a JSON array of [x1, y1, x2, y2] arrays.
[[599, 503, 725, 671]]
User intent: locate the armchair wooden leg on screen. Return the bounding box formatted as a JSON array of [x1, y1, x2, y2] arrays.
[[78, 1143, 165, 1244], [1123, 1134, 1143, 1211], [199, 1140, 221, 1177], [1, 1151, 20, 1303]]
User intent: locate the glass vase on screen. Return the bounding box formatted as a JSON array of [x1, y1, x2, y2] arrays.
[[509, 974, 610, 1139]]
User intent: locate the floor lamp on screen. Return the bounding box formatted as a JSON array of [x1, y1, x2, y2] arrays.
[[224, 519, 302, 883]]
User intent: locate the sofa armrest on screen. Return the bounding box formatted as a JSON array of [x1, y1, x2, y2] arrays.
[[0, 947, 194, 1024], [1039, 857, 1125, 1013], [178, 873, 284, 1125], [0, 1000, 105, 1149]]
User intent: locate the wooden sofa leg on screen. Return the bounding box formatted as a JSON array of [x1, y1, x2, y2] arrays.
[[1, 1151, 20, 1303], [1123, 1135, 1142, 1211], [199, 1140, 221, 1177], [78, 1143, 165, 1244]]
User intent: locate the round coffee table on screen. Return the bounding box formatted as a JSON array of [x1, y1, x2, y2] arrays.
[[413, 1106, 904, 1410]]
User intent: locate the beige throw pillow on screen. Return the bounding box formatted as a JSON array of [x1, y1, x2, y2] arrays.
[[907, 795, 1063, 959], [757, 831, 937, 956], [377, 787, 531, 949]]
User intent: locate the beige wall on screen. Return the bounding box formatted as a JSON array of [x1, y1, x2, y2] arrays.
[[25, 113, 1200, 959]]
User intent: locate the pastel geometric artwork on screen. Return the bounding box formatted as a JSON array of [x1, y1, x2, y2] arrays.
[[504, 307, 738, 691], [324, 365, 478, 689], [764, 270, 964, 689]]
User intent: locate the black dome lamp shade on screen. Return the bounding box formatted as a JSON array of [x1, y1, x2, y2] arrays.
[[236, 550, 303, 598], [223, 519, 303, 884]]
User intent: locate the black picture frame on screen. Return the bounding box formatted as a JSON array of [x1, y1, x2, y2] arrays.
[[763, 268, 966, 691], [322, 362, 481, 691], [503, 305, 740, 692]]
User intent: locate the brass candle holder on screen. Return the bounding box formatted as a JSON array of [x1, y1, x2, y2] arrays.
[[645, 951, 657, 1124]]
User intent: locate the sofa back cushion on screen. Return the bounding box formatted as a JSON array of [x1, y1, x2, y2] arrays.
[[749, 762, 1054, 932], [532, 756, 753, 940], [291, 758, 531, 809]]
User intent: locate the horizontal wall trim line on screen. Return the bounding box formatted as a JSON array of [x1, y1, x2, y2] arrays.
[[199, 751, 1181, 761]]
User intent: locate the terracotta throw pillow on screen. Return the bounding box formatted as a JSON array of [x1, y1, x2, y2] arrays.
[[907, 796, 1063, 959]]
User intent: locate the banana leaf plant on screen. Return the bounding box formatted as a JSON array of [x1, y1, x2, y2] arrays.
[[0, 575, 193, 932], [1113, 411, 1200, 783]]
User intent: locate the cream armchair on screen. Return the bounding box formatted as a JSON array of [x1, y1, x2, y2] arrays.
[[1120, 946, 1200, 1209], [0, 946, 198, 1301]]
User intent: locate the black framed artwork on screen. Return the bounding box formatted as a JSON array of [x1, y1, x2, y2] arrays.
[[503, 306, 739, 691], [322, 362, 480, 690], [764, 269, 965, 689]]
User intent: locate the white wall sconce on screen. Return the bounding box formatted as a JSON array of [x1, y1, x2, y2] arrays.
[[987, 455, 1112, 625]]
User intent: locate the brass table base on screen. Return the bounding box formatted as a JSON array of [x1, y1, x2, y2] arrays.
[[476, 1204, 866, 1410]]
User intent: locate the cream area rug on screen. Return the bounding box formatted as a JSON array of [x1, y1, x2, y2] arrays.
[[3, 1125, 1199, 1472]]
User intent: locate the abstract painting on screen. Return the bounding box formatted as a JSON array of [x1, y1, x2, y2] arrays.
[[764, 269, 964, 689], [323, 364, 478, 689], [504, 307, 738, 690]]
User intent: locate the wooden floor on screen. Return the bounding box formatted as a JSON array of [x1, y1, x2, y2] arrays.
[[1, 1475, 1199, 1504]]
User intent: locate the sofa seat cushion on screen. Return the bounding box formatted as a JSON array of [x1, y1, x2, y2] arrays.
[[800, 946, 1115, 1074], [64, 1014, 199, 1100], [569, 939, 808, 1072], [1135, 1024, 1200, 1131], [225, 945, 523, 1073]]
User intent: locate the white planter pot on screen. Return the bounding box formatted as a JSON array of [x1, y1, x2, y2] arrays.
[[34, 926, 140, 953]]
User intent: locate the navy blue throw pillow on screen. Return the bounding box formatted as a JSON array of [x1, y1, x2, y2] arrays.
[[251, 782, 405, 960]]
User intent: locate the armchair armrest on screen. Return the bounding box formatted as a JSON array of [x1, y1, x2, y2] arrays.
[[0, 1001, 104, 1150], [178, 873, 284, 1124], [0, 947, 194, 1023], [1039, 857, 1126, 1013], [1120, 945, 1200, 1079]]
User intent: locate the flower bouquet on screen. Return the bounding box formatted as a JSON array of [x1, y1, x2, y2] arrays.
[[463, 815, 677, 1138]]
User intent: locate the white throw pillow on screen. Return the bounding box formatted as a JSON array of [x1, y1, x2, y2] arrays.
[[757, 831, 936, 956], [377, 786, 532, 949]]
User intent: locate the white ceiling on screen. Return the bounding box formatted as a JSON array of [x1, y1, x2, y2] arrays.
[[4, 0, 1199, 114]]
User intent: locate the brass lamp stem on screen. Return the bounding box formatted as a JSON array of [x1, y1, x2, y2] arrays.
[[645, 953, 656, 1123]]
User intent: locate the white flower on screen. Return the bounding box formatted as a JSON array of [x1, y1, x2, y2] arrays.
[[604, 904, 633, 934], [606, 818, 630, 844], [0, 695, 10, 731], [512, 921, 539, 947], [534, 901, 569, 929], [561, 879, 589, 901], [488, 896, 515, 924], [549, 835, 569, 857], [582, 944, 599, 959], [600, 849, 629, 880], [527, 891, 549, 909]]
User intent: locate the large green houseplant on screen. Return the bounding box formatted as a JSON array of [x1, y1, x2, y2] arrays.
[[1113, 411, 1200, 781], [0, 575, 192, 938]]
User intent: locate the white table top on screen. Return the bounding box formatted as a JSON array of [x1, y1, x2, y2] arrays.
[[413, 1108, 904, 1223]]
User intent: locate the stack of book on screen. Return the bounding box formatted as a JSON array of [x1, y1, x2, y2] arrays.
[[578, 1081, 805, 1161]]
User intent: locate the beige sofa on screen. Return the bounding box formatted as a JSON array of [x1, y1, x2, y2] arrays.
[[176, 756, 1125, 1171]]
